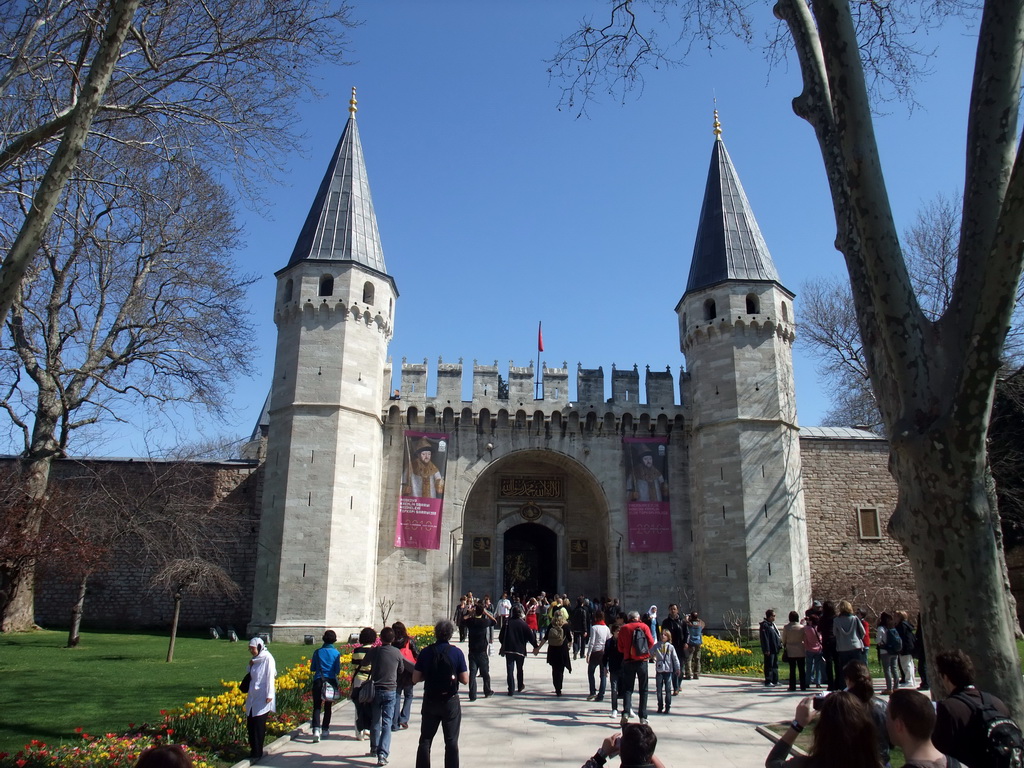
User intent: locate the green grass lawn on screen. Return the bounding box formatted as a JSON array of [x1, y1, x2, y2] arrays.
[[0, 629, 315, 757]]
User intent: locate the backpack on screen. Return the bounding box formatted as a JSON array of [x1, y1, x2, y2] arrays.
[[898, 622, 916, 655], [548, 619, 566, 647], [953, 691, 1024, 768], [884, 627, 903, 654], [424, 644, 459, 699], [632, 626, 650, 657]]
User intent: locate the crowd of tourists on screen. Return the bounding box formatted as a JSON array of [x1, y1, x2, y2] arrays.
[[220, 594, 1022, 768], [760, 600, 926, 694]]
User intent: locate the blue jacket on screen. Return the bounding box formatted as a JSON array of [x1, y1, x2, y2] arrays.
[[311, 643, 341, 681]]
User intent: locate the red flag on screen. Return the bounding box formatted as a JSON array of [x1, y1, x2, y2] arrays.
[[538, 321, 544, 352]]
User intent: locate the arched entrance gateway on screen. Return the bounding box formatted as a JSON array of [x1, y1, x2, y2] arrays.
[[459, 449, 612, 602]]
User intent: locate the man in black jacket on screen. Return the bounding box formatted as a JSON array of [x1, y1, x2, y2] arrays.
[[464, 603, 495, 701], [499, 606, 538, 695], [571, 596, 592, 660], [759, 609, 781, 687], [932, 649, 1017, 768]]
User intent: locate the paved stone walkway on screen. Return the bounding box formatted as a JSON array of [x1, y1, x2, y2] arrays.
[[237, 646, 803, 768]]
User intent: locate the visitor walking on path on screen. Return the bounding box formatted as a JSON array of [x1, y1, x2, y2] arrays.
[[618, 610, 656, 726], [351, 628, 377, 742], [586, 610, 611, 701], [464, 603, 495, 701], [368, 627, 407, 766], [412, 619, 469, 768], [535, 607, 573, 695], [605, 623, 626, 718], [652, 629, 681, 714], [392, 622, 419, 731], [244, 636, 276, 763], [310, 630, 341, 742], [499, 605, 538, 695]]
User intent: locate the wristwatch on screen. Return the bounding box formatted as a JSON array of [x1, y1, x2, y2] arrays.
[[790, 719, 804, 733]]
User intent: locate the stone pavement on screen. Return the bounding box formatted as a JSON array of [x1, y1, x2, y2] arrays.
[[237, 646, 803, 768]]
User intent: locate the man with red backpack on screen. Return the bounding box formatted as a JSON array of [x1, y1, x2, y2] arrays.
[[617, 610, 656, 727]]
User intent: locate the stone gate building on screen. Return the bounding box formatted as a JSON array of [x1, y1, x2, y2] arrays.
[[245, 96, 911, 642]]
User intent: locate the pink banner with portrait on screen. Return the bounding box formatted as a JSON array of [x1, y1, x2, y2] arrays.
[[395, 430, 450, 550], [625, 437, 672, 552]]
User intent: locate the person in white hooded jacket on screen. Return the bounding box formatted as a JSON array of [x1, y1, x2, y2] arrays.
[[245, 636, 277, 762]]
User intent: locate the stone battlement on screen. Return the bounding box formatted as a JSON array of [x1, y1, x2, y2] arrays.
[[383, 357, 687, 434]]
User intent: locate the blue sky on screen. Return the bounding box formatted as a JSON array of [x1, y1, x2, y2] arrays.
[[91, 2, 980, 456]]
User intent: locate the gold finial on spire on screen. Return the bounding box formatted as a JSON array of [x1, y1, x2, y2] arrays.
[[713, 108, 722, 139], [349, 87, 358, 118]]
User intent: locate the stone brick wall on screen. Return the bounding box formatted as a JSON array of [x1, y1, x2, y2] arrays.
[[25, 458, 262, 632], [799, 436, 915, 619]]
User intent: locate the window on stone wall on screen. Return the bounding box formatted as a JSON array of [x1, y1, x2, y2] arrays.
[[857, 507, 881, 539]]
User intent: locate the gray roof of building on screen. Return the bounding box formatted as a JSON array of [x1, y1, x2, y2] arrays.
[[799, 426, 884, 440], [683, 136, 783, 296], [286, 114, 388, 273]]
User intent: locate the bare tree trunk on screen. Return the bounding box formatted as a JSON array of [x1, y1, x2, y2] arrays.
[[0, 453, 55, 631], [890, 433, 1024, 718], [166, 591, 182, 663], [0, 0, 140, 329], [66, 573, 87, 647]]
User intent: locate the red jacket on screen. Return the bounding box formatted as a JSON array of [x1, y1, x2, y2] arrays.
[[618, 621, 656, 661]]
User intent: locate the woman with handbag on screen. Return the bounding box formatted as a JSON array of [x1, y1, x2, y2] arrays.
[[244, 636, 276, 763], [310, 629, 341, 742], [351, 627, 377, 743]]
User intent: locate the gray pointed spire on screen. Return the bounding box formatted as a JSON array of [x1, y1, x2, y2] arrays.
[[286, 89, 388, 274], [683, 120, 781, 296]]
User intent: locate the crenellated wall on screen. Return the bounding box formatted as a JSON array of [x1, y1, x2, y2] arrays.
[[388, 358, 686, 430]]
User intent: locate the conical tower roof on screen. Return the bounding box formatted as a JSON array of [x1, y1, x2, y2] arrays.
[[683, 116, 782, 296], [285, 89, 388, 274]]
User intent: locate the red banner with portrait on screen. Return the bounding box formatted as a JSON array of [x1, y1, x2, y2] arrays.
[[395, 431, 450, 550], [625, 437, 672, 552]]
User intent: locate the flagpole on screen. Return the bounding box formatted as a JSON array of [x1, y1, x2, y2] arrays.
[[536, 321, 543, 400]]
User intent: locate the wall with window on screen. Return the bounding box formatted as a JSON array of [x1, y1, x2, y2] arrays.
[[799, 436, 914, 619]]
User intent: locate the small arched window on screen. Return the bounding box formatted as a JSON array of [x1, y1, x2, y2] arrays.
[[746, 293, 759, 314], [363, 281, 375, 305], [704, 298, 717, 321], [782, 301, 789, 322], [283, 278, 294, 303], [319, 274, 334, 297]]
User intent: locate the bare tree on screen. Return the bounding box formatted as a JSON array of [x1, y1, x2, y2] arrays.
[[0, 137, 255, 631], [799, 275, 882, 430], [0, 0, 141, 329], [0, 0, 356, 320], [152, 557, 241, 662], [552, 0, 1024, 716]]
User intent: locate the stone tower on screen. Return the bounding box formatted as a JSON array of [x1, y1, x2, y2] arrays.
[[677, 115, 811, 625], [250, 90, 397, 641]]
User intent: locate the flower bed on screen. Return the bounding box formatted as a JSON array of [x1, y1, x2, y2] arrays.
[[700, 635, 756, 674], [0, 626, 439, 768], [0, 733, 216, 768]]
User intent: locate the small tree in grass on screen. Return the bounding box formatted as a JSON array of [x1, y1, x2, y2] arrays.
[[152, 557, 240, 663]]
